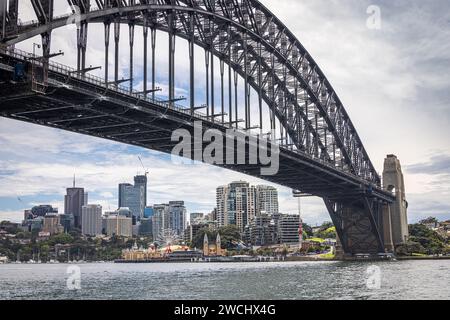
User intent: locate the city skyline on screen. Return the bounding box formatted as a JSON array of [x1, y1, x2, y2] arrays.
[[1, 0, 450, 225], [0, 0, 449, 304], [15, 175, 287, 225]]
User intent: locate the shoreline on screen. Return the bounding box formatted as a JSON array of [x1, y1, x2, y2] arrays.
[[1, 256, 449, 265]]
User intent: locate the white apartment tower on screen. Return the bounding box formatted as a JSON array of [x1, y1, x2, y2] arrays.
[[216, 181, 260, 232], [257, 185, 279, 215], [81, 204, 102, 236]]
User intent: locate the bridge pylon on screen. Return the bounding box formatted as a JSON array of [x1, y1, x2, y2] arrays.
[[382, 155, 409, 250]]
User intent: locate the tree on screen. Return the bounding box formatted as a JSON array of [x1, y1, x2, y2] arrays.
[[396, 241, 426, 256], [16, 231, 31, 239], [408, 224, 446, 255], [191, 228, 215, 249], [419, 217, 439, 226], [191, 225, 242, 250], [48, 233, 74, 245], [316, 227, 336, 240], [217, 225, 241, 249], [302, 223, 313, 239]]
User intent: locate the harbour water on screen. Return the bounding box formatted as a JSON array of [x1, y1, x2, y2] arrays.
[[0, 260, 449, 300]]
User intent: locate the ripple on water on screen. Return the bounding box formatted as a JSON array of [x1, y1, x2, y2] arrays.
[[0, 260, 449, 300]]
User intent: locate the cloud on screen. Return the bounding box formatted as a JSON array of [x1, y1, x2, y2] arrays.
[[2, 0, 450, 225], [406, 154, 450, 175], [0, 210, 25, 224]]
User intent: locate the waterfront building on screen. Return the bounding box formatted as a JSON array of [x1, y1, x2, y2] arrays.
[[121, 243, 162, 261], [217, 182, 280, 233], [244, 213, 277, 246], [256, 185, 279, 215], [118, 175, 147, 219], [104, 215, 133, 238], [42, 215, 63, 235], [203, 233, 226, 257], [277, 214, 301, 244], [81, 204, 102, 237]]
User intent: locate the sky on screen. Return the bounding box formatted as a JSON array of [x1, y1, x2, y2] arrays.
[[1, 0, 449, 225]]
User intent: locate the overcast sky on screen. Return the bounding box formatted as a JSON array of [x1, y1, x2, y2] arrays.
[[1, 0, 449, 225]]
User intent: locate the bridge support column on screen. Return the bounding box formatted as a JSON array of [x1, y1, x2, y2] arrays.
[[77, 22, 88, 72], [104, 22, 110, 86], [0, 0, 6, 42], [220, 59, 225, 125], [210, 20, 215, 121], [382, 202, 394, 253], [129, 23, 135, 93], [143, 16, 148, 97], [243, 32, 249, 129], [333, 234, 345, 260], [383, 155, 409, 248], [324, 197, 385, 256], [228, 33, 233, 127], [205, 49, 210, 118], [151, 27, 156, 100], [114, 21, 120, 84], [189, 14, 195, 114], [168, 12, 175, 107]]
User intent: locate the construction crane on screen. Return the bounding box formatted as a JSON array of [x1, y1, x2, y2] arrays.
[[138, 156, 149, 177]]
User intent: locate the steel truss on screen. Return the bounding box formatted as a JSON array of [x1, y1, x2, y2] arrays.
[[0, 0, 394, 255]]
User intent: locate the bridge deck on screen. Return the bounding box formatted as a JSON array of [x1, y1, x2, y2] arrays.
[[0, 50, 394, 203]]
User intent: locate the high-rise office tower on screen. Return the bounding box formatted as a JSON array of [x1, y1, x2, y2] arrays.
[[151, 204, 169, 239], [168, 201, 186, 237], [118, 175, 147, 219], [151, 202, 186, 239], [64, 177, 85, 229], [81, 204, 103, 236], [134, 175, 147, 207], [118, 183, 133, 208]]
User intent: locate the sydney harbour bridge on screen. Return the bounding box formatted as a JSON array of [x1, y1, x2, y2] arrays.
[[0, 0, 408, 258]]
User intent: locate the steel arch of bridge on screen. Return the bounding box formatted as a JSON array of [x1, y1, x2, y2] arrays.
[[0, 0, 395, 256], [2, 0, 380, 186]]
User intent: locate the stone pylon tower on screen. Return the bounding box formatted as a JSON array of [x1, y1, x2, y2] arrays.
[[203, 233, 209, 257], [383, 155, 409, 248], [216, 233, 222, 256]]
